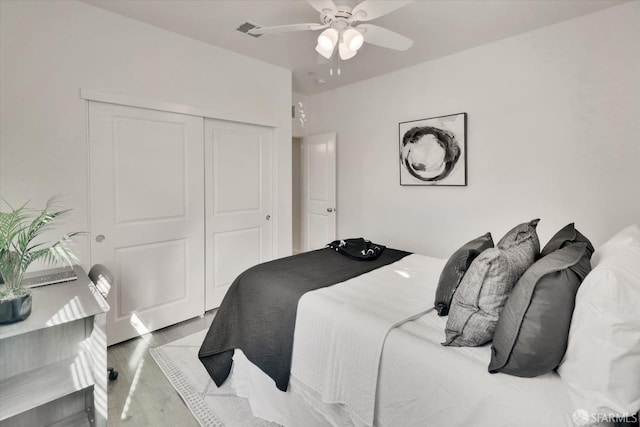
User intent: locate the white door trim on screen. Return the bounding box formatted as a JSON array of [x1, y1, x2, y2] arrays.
[[80, 88, 279, 128]]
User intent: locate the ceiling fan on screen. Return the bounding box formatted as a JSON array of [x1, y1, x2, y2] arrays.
[[248, 0, 414, 61]]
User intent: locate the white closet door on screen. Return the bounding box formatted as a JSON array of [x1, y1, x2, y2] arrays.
[[204, 119, 273, 310], [89, 101, 205, 345]]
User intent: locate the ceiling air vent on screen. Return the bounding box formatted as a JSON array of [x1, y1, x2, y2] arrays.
[[237, 22, 262, 38]]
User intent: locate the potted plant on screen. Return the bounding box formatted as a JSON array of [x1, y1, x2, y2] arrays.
[[0, 197, 81, 324]]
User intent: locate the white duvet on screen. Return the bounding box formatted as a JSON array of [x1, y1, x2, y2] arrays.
[[291, 254, 445, 426], [231, 253, 593, 427]]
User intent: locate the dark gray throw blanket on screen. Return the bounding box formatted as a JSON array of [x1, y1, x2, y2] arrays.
[[198, 246, 410, 391]]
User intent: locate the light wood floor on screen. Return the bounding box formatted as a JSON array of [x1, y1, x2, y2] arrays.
[[106, 311, 215, 426]]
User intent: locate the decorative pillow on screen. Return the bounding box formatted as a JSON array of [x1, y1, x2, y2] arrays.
[[540, 223, 595, 259], [497, 218, 540, 250], [443, 219, 540, 347], [558, 225, 640, 415], [489, 243, 591, 377], [434, 232, 494, 316], [590, 224, 640, 267]]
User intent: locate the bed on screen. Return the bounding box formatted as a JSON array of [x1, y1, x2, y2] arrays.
[[199, 226, 640, 427]]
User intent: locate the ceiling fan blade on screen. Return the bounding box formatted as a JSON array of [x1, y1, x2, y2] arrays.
[[358, 24, 413, 51], [351, 0, 413, 22], [307, 0, 337, 14], [248, 23, 328, 35]]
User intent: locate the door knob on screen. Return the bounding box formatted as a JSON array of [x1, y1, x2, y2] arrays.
[[326, 208, 333, 213], [95, 234, 106, 243], [266, 215, 271, 221]]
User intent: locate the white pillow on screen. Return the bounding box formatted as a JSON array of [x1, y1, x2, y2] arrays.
[[590, 224, 640, 267], [558, 225, 640, 416]]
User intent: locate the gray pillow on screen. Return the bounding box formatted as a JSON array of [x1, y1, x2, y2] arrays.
[[489, 243, 591, 377], [443, 219, 540, 347], [540, 223, 594, 259], [434, 232, 494, 316], [498, 218, 541, 249]]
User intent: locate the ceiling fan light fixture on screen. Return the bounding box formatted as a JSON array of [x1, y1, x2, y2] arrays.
[[338, 42, 357, 60], [317, 28, 338, 51], [343, 28, 364, 51], [248, 1, 414, 69], [315, 43, 335, 59]]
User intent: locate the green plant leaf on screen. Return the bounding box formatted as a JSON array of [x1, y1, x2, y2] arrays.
[[0, 196, 82, 291]]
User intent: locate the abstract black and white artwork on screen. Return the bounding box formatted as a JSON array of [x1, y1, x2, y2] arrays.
[[399, 112, 467, 186]]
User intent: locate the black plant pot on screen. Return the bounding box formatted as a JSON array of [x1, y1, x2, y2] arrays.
[[0, 293, 32, 324]]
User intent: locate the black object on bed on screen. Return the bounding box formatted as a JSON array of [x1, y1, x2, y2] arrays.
[[326, 237, 386, 260], [198, 246, 410, 391]]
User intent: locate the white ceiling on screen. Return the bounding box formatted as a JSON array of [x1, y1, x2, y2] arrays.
[[80, 0, 627, 95]]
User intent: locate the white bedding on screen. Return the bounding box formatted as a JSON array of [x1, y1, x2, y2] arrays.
[[376, 311, 577, 427], [230, 253, 596, 427], [291, 254, 445, 426]]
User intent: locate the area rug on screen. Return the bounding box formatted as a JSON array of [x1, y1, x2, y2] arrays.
[[150, 330, 281, 427]]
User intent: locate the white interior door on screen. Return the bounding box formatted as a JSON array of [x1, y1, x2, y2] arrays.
[[301, 132, 336, 251], [204, 119, 273, 310], [89, 101, 205, 345]]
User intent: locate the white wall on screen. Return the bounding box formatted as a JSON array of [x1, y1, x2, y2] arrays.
[[306, 2, 640, 258], [0, 0, 293, 269], [292, 92, 310, 138]]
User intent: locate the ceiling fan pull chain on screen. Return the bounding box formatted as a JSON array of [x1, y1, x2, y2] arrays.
[[330, 52, 334, 75]]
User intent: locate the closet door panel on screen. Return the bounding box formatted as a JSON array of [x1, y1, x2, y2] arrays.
[[205, 119, 273, 310], [89, 101, 205, 345]]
